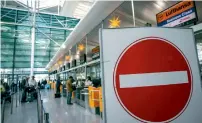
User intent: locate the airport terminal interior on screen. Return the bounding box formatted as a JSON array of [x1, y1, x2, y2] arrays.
[[1, 0, 202, 123]]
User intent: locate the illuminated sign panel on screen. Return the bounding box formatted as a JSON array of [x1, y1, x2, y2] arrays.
[[156, 1, 197, 27]]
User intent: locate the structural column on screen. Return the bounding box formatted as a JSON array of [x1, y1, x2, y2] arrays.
[[12, 10, 18, 81], [30, 0, 36, 77], [131, 0, 136, 27]]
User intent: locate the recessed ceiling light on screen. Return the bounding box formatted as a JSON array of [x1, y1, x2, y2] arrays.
[[61, 44, 66, 49], [157, 1, 165, 7]]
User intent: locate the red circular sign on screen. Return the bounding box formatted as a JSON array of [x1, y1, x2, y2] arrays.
[[113, 37, 192, 122]]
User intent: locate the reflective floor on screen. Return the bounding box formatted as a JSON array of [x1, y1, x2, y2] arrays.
[[4, 92, 38, 123], [41, 90, 102, 123], [4, 90, 102, 123]]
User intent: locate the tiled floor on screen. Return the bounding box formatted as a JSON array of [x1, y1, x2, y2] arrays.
[[3, 90, 102, 123], [4, 92, 38, 123], [40, 90, 102, 123]]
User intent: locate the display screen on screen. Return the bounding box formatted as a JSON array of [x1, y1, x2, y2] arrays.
[[66, 63, 70, 69], [156, 1, 197, 27], [80, 54, 86, 64], [71, 59, 77, 68]]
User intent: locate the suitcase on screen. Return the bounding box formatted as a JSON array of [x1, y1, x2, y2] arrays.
[[54, 93, 61, 98]]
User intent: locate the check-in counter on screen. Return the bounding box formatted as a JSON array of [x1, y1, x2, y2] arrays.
[[72, 91, 75, 99], [51, 82, 55, 89], [60, 85, 62, 93], [54, 83, 63, 93], [62, 84, 67, 97], [98, 87, 103, 118], [75, 87, 82, 104], [54, 83, 56, 92], [80, 88, 89, 108], [70, 85, 102, 116], [88, 86, 100, 115], [50, 82, 53, 89], [99, 87, 103, 112]]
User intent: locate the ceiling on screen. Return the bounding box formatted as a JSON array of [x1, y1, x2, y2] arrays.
[[16, 1, 201, 69], [120, 1, 202, 26], [83, 1, 202, 44], [0, 5, 79, 69], [60, 1, 95, 19], [1, 0, 65, 15]]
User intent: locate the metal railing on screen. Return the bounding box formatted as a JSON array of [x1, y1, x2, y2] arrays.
[[1, 94, 14, 123], [1, 86, 16, 123], [36, 89, 50, 123]]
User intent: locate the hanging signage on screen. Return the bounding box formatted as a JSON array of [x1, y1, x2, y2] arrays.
[[92, 46, 100, 60], [100, 28, 202, 123], [156, 1, 198, 27]]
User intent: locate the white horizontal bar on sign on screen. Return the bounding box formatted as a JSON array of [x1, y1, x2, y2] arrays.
[[119, 71, 188, 88]]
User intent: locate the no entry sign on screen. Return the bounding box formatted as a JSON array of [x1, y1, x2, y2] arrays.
[[100, 28, 202, 123], [114, 37, 192, 122]]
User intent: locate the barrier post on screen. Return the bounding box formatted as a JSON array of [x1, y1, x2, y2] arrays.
[[37, 92, 40, 123], [16, 88, 18, 107], [41, 100, 43, 123], [1, 99, 5, 123], [44, 113, 49, 123], [10, 92, 13, 114]]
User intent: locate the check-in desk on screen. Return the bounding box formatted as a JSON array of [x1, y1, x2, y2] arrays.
[[88, 86, 100, 115], [75, 87, 82, 105], [62, 84, 67, 97], [53, 83, 63, 93], [72, 86, 102, 116], [98, 87, 103, 118], [50, 82, 55, 89], [80, 88, 89, 108]]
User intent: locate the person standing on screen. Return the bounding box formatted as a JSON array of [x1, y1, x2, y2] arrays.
[[21, 77, 29, 102], [29, 76, 37, 100], [66, 76, 73, 105], [0, 79, 5, 96], [29, 76, 37, 88], [56, 76, 61, 94], [85, 76, 92, 87]]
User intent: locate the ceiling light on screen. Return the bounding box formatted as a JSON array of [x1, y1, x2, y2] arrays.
[[76, 50, 80, 55], [154, 3, 162, 9], [75, 54, 80, 60], [61, 44, 66, 49], [154, 1, 165, 10], [78, 44, 85, 51], [109, 16, 121, 28], [65, 56, 71, 61], [157, 1, 165, 7], [69, 57, 73, 62]]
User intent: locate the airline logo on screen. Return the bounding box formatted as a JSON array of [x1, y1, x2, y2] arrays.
[[156, 1, 197, 27]]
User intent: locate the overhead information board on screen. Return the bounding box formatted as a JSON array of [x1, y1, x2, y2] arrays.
[[100, 27, 202, 123], [156, 1, 198, 27]]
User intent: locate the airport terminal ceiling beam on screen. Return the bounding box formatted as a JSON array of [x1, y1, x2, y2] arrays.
[[46, 1, 124, 69], [0, 21, 74, 30], [1, 6, 64, 17]]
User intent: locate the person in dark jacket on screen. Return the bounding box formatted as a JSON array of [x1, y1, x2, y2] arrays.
[[21, 77, 29, 102], [56, 76, 61, 94]]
